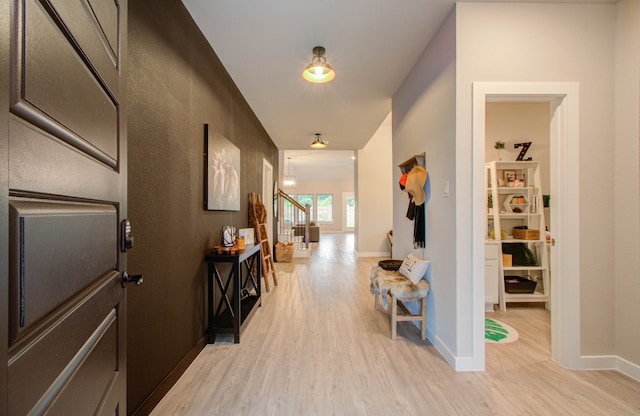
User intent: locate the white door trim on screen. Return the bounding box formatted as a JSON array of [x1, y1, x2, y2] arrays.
[[262, 159, 274, 246], [343, 191, 355, 231], [472, 82, 581, 369]]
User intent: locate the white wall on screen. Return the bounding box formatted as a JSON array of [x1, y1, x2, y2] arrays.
[[356, 113, 393, 257], [614, 0, 640, 371], [486, 102, 551, 226], [388, 0, 640, 376], [457, 3, 616, 358], [485, 102, 550, 191], [392, 8, 458, 363]]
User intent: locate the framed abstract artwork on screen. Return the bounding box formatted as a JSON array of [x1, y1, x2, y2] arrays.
[[204, 124, 240, 211]]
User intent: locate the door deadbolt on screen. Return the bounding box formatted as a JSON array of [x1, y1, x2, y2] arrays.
[[121, 272, 144, 288], [121, 219, 135, 252]]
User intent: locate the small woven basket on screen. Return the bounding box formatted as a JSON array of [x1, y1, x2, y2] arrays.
[[513, 228, 540, 240], [275, 242, 294, 262]]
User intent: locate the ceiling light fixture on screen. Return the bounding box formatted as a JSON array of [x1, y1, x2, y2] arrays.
[[283, 157, 296, 188], [302, 46, 335, 84], [310, 133, 327, 149]]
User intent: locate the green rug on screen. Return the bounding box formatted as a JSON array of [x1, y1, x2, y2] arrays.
[[485, 318, 519, 344]]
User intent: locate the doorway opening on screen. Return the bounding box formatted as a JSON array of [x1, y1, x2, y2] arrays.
[[343, 192, 355, 231], [263, 159, 274, 246], [472, 82, 581, 369], [484, 102, 552, 360], [278, 150, 356, 236]]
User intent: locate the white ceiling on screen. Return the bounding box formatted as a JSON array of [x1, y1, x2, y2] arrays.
[[182, 0, 456, 151], [284, 150, 356, 183], [181, 0, 615, 172]]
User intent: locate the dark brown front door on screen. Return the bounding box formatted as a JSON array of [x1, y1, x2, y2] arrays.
[[2, 0, 128, 414]]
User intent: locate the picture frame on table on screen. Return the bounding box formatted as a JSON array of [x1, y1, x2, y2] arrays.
[[238, 228, 255, 246], [503, 170, 517, 184]]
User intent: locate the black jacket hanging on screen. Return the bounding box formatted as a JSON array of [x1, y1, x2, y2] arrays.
[[413, 202, 425, 248], [406, 199, 415, 220]]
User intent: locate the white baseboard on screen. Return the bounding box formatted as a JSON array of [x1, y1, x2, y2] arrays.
[[405, 302, 482, 371], [428, 339, 640, 377], [429, 331, 457, 369], [431, 350, 640, 378], [453, 356, 485, 371], [579, 354, 640, 382], [616, 356, 640, 382], [578, 354, 617, 369]]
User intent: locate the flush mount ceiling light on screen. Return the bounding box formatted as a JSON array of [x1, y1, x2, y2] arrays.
[[302, 46, 335, 84], [283, 157, 296, 188], [310, 133, 327, 149]]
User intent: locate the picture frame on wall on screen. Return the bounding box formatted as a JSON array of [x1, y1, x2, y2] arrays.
[[203, 124, 241, 211]]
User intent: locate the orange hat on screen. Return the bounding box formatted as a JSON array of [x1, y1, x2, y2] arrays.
[[399, 173, 408, 188]]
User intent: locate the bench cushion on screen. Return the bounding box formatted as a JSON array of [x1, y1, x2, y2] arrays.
[[370, 266, 430, 309]]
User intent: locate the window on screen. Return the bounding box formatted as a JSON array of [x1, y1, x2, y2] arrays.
[[316, 194, 333, 222], [297, 194, 313, 223]]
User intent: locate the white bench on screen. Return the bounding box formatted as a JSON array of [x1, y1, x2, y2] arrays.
[[370, 266, 429, 340]]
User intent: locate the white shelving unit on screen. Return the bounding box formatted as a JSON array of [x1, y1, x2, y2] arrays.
[[485, 161, 550, 311]]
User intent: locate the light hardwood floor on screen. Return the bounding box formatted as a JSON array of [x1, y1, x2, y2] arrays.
[[151, 233, 640, 415]]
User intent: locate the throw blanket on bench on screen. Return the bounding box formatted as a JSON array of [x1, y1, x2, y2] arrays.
[[370, 266, 430, 309]]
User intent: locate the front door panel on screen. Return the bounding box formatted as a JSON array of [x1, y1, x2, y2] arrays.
[[5, 0, 128, 414]]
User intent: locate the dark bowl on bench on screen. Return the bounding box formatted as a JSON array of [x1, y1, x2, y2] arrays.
[[379, 259, 403, 271]]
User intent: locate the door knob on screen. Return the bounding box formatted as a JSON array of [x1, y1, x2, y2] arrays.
[[121, 272, 144, 288]]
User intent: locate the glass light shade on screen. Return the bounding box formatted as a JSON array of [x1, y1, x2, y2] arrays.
[[303, 63, 335, 83], [310, 138, 327, 149], [283, 176, 296, 188], [302, 46, 335, 84]]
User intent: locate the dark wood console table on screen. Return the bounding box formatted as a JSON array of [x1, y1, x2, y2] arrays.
[[205, 244, 262, 343]]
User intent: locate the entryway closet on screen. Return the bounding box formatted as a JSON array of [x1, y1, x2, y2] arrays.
[[484, 101, 552, 354], [473, 82, 581, 369]]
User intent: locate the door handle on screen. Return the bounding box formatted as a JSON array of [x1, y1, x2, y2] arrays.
[[121, 271, 144, 288]]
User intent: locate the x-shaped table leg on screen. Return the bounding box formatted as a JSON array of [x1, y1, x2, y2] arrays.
[[214, 265, 235, 319]]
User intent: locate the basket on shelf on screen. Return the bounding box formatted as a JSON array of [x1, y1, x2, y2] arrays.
[[275, 242, 294, 263], [512, 227, 540, 240], [504, 275, 537, 294]]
